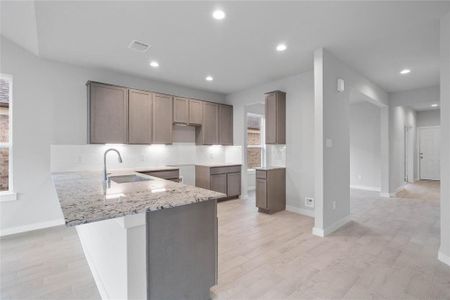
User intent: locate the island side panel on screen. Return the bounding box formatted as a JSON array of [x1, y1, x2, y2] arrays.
[[146, 199, 218, 300]]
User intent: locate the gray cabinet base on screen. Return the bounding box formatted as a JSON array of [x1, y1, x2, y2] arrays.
[[146, 200, 217, 300]]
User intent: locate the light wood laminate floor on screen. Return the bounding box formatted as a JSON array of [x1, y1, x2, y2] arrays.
[[2, 181, 449, 299]]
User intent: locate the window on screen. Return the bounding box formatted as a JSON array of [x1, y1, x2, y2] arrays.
[[246, 113, 265, 169], [0, 74, 12, 195]]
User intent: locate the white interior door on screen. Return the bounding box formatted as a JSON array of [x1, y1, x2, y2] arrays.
[[419, 127, 440, 180]]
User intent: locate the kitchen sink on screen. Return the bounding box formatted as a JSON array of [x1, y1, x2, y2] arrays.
[[110, 175, 152, 184]]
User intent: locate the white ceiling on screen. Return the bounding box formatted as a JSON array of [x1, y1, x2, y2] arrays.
[[1, 1, 449, 94]]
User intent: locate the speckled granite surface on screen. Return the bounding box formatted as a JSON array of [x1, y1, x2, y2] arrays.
[[52, 171, 225, 226]]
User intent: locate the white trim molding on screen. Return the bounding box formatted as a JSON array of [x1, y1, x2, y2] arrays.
[[0, 191, 17, 202], [286, 205, 314, 218], [0, 219, 64, 237], [312, 215, 351, 237], [438, 249, 450, 267], [350, 185, 381, 192]]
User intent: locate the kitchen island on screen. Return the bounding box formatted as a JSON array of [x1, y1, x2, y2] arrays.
[[52, 169, 224, 300]]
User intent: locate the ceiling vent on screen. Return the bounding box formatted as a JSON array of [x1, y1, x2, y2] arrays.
[[128, 40, 151, 52]]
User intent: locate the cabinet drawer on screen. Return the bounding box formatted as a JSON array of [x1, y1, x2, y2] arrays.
[[256, 179, 267, 209], [256, 170, 266, 179], [210, 165, 241, 175], [140, 170, 179, 180]]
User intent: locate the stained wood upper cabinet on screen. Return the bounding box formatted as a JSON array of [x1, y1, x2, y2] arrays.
[[129, 89, 152, 144], [218, 104, 233, 145], [174, 98, 203, 126], [173, 97, 189, 124], [196, 102, 218, 145], [153, 93, 173, 144], [88, 82, 128, 144], [189, 100, 203, 126], [265, 91, 286, 144]]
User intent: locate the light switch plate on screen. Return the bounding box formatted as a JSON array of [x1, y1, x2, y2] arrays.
[[326, 138, 333, 148]]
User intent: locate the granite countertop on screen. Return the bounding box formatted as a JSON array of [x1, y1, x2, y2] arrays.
[[255, 166, 286, 171], [52, 170, 225, 227], [195, 163, 242, 168]]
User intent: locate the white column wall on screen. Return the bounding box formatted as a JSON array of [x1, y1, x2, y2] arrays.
[[439, 11, 450, 266]]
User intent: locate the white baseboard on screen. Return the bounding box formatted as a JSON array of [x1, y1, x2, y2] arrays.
[[0, 219, 65, 237], [312, 215, 351, 238], [350, 185, 381, 192], [286, 205, 314, 218], [438, 249, 450, 267]]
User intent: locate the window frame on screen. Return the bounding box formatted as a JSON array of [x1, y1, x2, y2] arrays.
[[0, 73, 16, 201], [246, 113, 266, 171]]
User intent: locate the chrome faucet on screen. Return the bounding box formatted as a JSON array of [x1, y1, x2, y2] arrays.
[[103, 148, 123, 187]]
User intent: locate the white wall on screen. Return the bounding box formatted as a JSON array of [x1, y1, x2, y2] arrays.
[[0, 36, 228, 234], [439, 11, 450, 266], [313, 48, 389, 236], [350, 101, 381, 191], [226, 71, 315, 216], [417, 109, 440, 127]]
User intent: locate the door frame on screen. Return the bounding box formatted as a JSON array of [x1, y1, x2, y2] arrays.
[[417, 125, 440, 181]]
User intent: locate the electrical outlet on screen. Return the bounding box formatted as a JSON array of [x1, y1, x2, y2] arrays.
[[332, 201, 336, 210], [305, 197, 314, 208]]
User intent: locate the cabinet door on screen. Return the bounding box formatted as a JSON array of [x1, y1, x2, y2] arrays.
[[202, 102, 219, 145], [189, 99, 203, 125], [256, 179, 267, 209], [265, 92, 277, 144], [210, 174, 227, 195], [89, 83, 128, 144], [219, 104, 233, 145], [227, 172, 241, 197], [173, 97, 189, 124], [129, 89, 152, 144], [153, 93, 173, 144]]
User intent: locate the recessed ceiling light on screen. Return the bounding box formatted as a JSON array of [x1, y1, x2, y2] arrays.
[[400, 69, 411, 75], [431, 104, 439, 107], [205, 75, 214, 81], [149, 61, 159, 68], [276, 43, 287, 52], [212, 9, 226, 20]]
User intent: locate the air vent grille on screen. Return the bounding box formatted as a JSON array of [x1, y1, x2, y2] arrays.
[[128, 40, 151, 52]]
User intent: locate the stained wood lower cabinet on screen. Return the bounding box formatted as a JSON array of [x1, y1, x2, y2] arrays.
[[153, 93, 173, 144], [256, 168, 286, 214], [210, 174, 227, 194], [137, 169, 180, 182], [226, 173, 241, 197], [129, 89, 153, 144], [196, 165, 241, 199], [88, 82, 128, 144]]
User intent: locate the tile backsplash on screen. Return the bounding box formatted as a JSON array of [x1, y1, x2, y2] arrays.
[[51, 144, 242, 172]]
